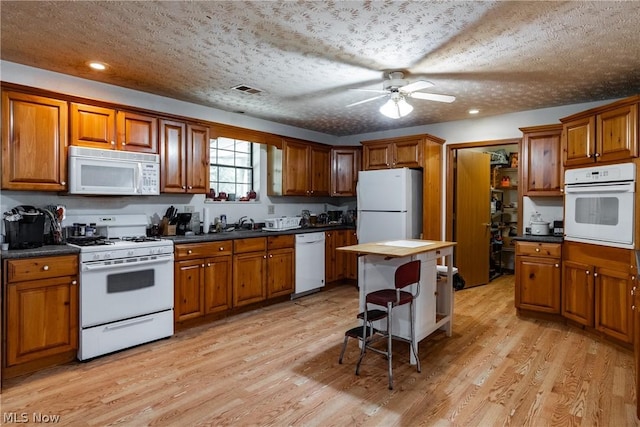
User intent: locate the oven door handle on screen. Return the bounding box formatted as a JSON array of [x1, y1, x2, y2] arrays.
[[564, 183, 634, 194], [82, 256, 173, 272]]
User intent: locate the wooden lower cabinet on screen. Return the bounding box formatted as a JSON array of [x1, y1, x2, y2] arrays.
[[174, 241, 232, 323], [325, 229, 357, 283], [515, 242, 561, 313], [233, 237, 268, 307], [266, 235, 295, 298], [562, 241, 635, 344], [345, 230, 358, 281], [3, 255, 78, 377]]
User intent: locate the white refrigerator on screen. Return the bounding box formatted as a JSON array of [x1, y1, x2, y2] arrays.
[[357, 168, 423, 244]]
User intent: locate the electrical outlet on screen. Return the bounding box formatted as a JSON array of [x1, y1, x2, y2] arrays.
[[184, 205, 194, 213], [268, 205, 275, 215]]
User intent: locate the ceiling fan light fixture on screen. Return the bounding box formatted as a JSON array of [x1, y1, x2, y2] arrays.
[[379, 95, 413, 119]]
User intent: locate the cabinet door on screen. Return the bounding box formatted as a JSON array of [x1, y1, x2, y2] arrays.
[[204, 255, 232, 314], [6, 276, 78, 366], [515, 256, 561, 313], [116, 111, 158, 153], [282, 140, 309, 195], [331, 147, 361, 196], [393, 139, 422, 168], [309, 145, 330, 196], [595, 266, 634, 343], [174, 259, 205, 322], [267, 248, 295, 298], [186, 123, 210, 194], [160, 119, 186, 193], [597, 103, 638, 163], [363, 143, 391, 170], [563, 116, 595, 167], [522, 126, 563, 195], [2, 92, 68, 191], [233, 252, 267, 307], [325, 232, 336, 283], [562, 260, 594, 326], [334, 230, 348, 281], [345, 231, 358, 280], [70, 103, 116, 149]]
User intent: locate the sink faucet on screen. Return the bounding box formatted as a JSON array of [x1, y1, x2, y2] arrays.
[[236, 216, 248, 228]]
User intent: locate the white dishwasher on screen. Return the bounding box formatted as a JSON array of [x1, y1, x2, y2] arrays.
[[293, 232, 325, 298]]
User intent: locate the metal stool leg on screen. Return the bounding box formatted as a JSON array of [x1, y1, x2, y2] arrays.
[[338, 334, 350, 364], [355, 308, 368, 375], [410, 300, 421, 373], [387, 301, 394, 390]]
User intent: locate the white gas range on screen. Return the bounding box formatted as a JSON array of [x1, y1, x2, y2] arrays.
[[64, 214, 174, 361]]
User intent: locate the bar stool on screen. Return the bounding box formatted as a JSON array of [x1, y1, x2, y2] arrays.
[[356, 259, 421, 390], [338, 309, 387, 364]]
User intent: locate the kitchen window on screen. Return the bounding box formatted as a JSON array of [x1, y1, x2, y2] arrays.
[[209, 137, 254, 197]]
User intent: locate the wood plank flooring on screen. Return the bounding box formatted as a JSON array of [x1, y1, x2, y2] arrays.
[[2, 275, 639, 426]]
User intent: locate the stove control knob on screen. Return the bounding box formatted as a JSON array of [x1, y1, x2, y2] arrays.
[[128, 250, 135, 257], [93, 254, 101, 260], [104, 253, 112, 259]]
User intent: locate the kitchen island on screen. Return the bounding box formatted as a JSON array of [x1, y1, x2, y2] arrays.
[[337, 239, 456, 364]]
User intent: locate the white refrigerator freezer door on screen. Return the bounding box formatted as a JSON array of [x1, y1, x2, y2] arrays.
[[358, 169, 409, 211], [357, 211, 411, 244]]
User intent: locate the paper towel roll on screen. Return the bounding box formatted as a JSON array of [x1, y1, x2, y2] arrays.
[[203, 208, 211, 233]]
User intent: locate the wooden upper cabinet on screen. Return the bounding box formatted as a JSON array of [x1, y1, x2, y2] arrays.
[[561, 96, 638, 167], [331, 147, 361, 196], [70, 103, 158, 153], [160, 119, 209, 194], [267, 138, 330, 196], [1, 91, 68, 191], [362, 136, 422, 170], [520, 124, 563, 196]]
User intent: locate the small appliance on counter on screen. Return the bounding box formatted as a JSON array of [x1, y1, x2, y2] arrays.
[[552, 220, 564, 236], [528, 212, 550, 236], [3, 205, 46, 249], [176, 212, 193, 235]]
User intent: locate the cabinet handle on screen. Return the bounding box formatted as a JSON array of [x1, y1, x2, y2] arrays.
[[201, 264, 205, 267], [555, 264, 559, 268], [593, 272, 598, 277], [586, 270, 590, 275], [111, 141, 116, 145], [122, 142, 126, 146], [632, 288, 636, 296], [263, 255, 267, 259], [535, 248, 540, 252], [71, 280, 77, 285], [43, 265, 49, 271], [187, 250, 193, 254], [219, 247, 224, 251], [182, 186, 186, 189], [633, 305, 636, 311], [61, 181, 66, 185], [207, 263, 211, 267], [269, 254, 273, 258], [594, 153, 600, 158], [188, 186, 193, 190]]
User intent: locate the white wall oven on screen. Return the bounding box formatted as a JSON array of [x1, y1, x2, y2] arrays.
[[564, 163, 635, 249], [65, 214, 174, 360]]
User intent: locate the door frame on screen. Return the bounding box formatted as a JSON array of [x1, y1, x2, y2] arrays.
[[445, 138, 522, 257]]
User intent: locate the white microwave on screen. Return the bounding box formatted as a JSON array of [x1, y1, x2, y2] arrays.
[[68, 146, 160, 195]]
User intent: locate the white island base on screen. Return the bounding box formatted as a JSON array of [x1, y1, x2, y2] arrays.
[[338, 239, 456, 365]]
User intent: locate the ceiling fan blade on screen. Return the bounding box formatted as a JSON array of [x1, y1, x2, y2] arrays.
[[399, 80, 434, 93], [410, 92, 456, 103], [346, 94, 388, 107], [349, 88, 388, 94]]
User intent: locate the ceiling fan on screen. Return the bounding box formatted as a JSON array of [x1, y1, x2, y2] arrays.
[[347, 71, 456, 119]]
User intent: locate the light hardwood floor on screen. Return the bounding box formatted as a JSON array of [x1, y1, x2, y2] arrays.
[[2, 275, 639, 426]]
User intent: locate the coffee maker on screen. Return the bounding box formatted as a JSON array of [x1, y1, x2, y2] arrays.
[[176, 213, 192, 235]]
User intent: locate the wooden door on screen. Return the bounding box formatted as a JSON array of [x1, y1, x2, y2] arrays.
[[562, 116, 595, 167], [309, 145, 330, 196], [455, 150, 490, 287], [1, 92, 68, 191], [331, 147, 360, 196], [160, 119, 186, 193], [204, 255, 232, 314], [393, 138, 422, 168], [595, 266, 633, 343], [597, 103, 638, 162], [282, 140, 309, 195], [267, 248, 295, 298], [6, 276, 78, 366], [116, 111, 158, 153], [515, 256, 561, 313], [174, 259, 205, 322], [362, 142, 391, 170], [186, 123, 210, 194], [70, 103, 116, 149], [561, 260, 594, 326], [233, 252, 267, 307]]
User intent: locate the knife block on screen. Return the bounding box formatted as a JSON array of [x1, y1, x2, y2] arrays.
[[160, 218, 176, 236]]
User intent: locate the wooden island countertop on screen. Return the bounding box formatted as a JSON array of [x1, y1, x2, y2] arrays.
[[337, 239, 456, 258]]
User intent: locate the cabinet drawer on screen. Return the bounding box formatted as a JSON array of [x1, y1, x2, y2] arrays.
[[6, 255, 78, 282], [267, 234, 295, 250], [234, 237, 267, 254], [175, 241, 232, 259], [516, 242, 561, 258]]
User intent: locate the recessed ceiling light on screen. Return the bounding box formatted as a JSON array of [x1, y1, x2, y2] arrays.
[[468, 109, 480, 115], [88, 61, 107, 71]]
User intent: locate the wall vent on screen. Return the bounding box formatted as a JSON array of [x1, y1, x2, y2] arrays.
[[232, 84, 262, 94]]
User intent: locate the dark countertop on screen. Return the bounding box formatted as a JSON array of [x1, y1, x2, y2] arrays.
[[1, 225, 356, 259], [168, 224, 356, 244], [1, 244, 81, 260], [512, 234, 564, 244]]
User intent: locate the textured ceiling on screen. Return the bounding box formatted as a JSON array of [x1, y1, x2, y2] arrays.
[[2, 1, 640, 137]]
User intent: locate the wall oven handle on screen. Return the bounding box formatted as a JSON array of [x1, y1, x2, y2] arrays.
[[564, 183, 634, 194], [83, 256, 173, 271], [104, 316, 154, 331]]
